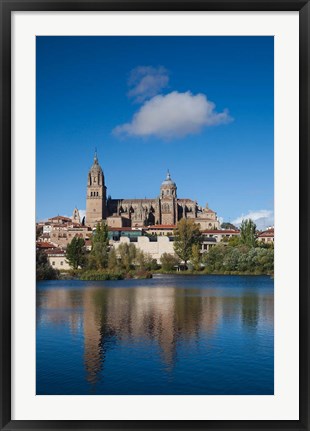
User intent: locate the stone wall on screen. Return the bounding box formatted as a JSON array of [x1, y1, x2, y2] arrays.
[[111, 236, 176, 263], [47, 254, 71, 270]]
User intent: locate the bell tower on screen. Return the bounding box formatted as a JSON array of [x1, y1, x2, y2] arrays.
[[86, 151, 107, 228], [160, 170, 177, 225], [72, 207, 80, 224]]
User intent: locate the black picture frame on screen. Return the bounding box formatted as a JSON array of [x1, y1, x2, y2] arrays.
[[1, 0, 309, 430]]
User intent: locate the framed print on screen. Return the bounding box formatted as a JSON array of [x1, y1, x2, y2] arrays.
[[1, 0, 309, 430]]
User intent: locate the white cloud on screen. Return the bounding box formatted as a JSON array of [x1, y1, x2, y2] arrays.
[[113, 91, 231, 139], [127, 66, 169, 103], [232, 210, 274, 230]]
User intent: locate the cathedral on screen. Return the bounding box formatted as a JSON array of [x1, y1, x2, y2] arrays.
[[86, 152, 220, 230]]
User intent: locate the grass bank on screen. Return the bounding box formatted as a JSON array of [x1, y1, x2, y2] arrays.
[[153, 269, 274, 277], [58, 269, 153, 281]]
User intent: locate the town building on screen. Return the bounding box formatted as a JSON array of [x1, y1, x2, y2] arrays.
[[36, 216, 92, 250], [86, 152, 220, 230], [45, 248, 71, 270], [257, 228, 274, 244]]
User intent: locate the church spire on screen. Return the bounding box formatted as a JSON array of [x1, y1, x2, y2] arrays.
[[94, 148, 98, 164]]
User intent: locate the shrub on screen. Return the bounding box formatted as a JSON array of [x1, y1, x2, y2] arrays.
[[160, 253, 180, 272]]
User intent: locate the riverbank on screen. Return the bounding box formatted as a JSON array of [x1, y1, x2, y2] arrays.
[[154, 269, 274, 276], [56, 268, 273, 281], [58, 269, 153, 281]]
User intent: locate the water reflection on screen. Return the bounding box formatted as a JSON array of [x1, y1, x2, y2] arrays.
[[36, 277, 274, 394]]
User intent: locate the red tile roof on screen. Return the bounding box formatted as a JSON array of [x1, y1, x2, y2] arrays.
[[258, 229, 274, 237], [146, 225, 176, 229], [36, 241, 56, 249], [202, 229, 240, 234], [48, 216, 72, 222], [46, 248, 65, 256]]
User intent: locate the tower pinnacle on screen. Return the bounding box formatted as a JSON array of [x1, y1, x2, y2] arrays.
[[94, 148, 98, 164]]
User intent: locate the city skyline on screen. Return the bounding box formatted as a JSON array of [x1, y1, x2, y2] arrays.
[[36, 36, 274, 228]]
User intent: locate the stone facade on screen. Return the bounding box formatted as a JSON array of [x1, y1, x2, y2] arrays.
[[46, 248, 71, 270], [86, 153, 220, 229], [49, 224, 91, 249], [72, 207, 81, 224], [111, 236, 176, 263]]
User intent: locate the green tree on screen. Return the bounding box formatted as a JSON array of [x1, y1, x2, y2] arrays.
[[36, 248, 59, 280], [134, 250, 158, 271], [204, 244, 226, 272], [66, 237, 86, 269], [88, 221, 110, 269], [108, 247, 119, 271], [223, 247, 240, 271], [204, 242, 274, 275], [173, 219, 201, 267], [160, 253, 180, 271], [190, 243, 202, 271], [228, 235, 241, 247], [118, 243, 136, 271], [240, 219, 257, 247]]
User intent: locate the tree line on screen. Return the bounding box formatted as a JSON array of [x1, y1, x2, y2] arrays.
[[65, 222, 158, 280], [167, 218, 273, 274], [36, 218, 274, 280]]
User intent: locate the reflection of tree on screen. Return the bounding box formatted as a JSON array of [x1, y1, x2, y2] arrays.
[[175, 290, 202, 340], [241, 294, 259, 330], [37, 282, 273, 392], [83, 290, 105, 389]]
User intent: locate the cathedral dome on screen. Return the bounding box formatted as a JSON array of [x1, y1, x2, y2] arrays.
[[90, 152, 103, 174], [161, 170, 176, 187]]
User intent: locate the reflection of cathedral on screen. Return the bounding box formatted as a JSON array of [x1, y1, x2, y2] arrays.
[[86, 152, 220, 229], [37, 285, 274, 393]]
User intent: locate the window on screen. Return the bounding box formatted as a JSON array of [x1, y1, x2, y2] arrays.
[[52, 261, 55, 266], [60, 261, 63, 266]]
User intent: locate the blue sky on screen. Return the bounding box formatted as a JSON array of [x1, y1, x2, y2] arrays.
[[36, 36, 274, 228]]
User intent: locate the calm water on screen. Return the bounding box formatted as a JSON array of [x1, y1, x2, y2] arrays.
[[36, 275, 274, 395]]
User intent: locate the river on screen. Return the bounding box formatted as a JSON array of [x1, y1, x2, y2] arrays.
[[36, 274, 274, 395]]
